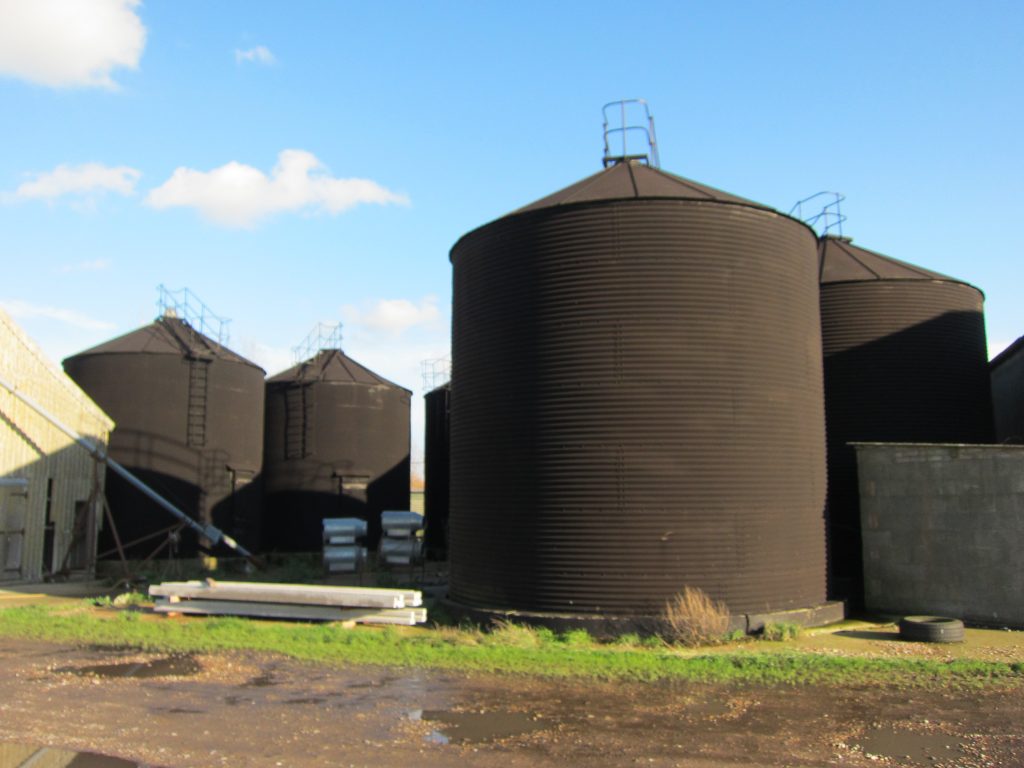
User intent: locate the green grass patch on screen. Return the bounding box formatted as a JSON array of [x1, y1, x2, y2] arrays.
[[0, 602, 1020, 689]]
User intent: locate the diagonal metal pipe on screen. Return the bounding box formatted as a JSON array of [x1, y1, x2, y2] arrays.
[[0, 373, 255, 560]]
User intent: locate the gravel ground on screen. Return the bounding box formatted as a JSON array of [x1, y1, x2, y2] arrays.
[[0, 637, 1021, 768]]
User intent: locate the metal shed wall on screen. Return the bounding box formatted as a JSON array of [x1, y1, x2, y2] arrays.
[[0, 309, 113, 581]]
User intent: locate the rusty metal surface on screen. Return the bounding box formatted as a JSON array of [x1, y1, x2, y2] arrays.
[[818, 236, 994, 603], [423, 383, 450, 559], [449, 171, 827, 616], [62, 318, 266, 556], [262, 350, 411, 551]]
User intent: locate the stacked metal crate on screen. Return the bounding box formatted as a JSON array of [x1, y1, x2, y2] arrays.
[[322, 518, 367, 573]]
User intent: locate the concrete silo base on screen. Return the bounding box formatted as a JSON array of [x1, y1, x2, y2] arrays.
[[441, 598, 845, 639]]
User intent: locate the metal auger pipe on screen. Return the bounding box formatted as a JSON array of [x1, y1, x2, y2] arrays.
[[0, 374, 257, 561]]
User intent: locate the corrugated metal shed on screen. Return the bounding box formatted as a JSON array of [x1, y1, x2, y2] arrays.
[[0, 309, 113, 581]]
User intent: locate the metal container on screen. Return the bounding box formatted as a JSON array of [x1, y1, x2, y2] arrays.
[[423, 382, 450, 559], [262, 349, 410, 552], [818, 235, 993, 603], [62, 317, 266, 557], [380, 537, 422, 565], [322, 517, 368, 544], [449, 160, 827, 617], [323, 544, 367, 573]]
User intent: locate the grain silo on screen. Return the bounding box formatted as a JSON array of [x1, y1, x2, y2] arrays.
[[819, 234, 993, 603], [423, 382, 450, 559], [63, 315, 266, 558], [262, 348, 411, 551], [449, 158, 828, 622]]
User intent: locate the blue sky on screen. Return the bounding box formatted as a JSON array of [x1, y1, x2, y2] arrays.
[[2, 1, 1022, 471]]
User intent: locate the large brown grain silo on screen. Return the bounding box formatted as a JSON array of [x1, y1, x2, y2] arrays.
[[262, 349, 410, 551], [63, 316, 266, 557], [423, 382, 450, 559], [448, 160, 829, 622], [819, 235, 993, 604]]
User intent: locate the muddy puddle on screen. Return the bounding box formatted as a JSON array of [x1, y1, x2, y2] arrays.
[[857, 727, 963, 765], [55, 655, 201, 679], [409, 708, 548, 745], [0, 741, 162, 766]]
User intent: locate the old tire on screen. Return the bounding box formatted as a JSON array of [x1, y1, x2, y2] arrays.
[[899, 616, 965, 643]]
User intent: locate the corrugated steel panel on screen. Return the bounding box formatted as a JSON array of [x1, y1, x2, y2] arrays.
[[262, 349, 411, 551], [63, 317, 265, 556], [991, 336, 1024, 442], [449, 191, 826, 616], [423, 383, 450, 558], [820, 265, 994, 603], [0, 309, 112, 580]]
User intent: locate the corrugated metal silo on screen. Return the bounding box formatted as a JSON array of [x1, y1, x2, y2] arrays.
[[423, 382, 450, 559], [63, 316, 266, 557], [262, 349, 411, 551], [991, 338, 1024, 443], [449, 160, 828, 619], [819, 235, 994, 603]]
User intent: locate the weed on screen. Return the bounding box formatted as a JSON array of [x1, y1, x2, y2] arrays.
[[661, 587, 729, 647], [640, 634, 665, 649], [724, 629, 748, 643], [761, 622, 802, 642], [112, 592, 148, 608], [488, 621, 548, 649], [613, 632, 642, 647], [559, 628, 593, 648]]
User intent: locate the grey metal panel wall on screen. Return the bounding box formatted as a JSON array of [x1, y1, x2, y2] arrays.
[[820, 278, 993, 603], [263, 371, 411, 551], [449, 199, 826, 616]]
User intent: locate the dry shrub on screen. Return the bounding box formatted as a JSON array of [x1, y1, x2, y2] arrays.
[[661, 586, 730, 647]]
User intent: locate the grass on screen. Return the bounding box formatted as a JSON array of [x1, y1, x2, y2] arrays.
[[0, 601, 1021, 689]]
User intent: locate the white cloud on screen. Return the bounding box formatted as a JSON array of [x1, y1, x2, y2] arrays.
[[0, 0, 146, 89], [343, 297, 442, 337], [53, 259, 113, 274], [145, 149, 409, 228], [0, 299, 115, 331], [235, 46, 275, 66], [14, 163, 141, 201]]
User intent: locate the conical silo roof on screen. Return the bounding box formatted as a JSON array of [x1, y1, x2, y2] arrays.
[[268, 349, 409, 391], [513, 160, 772, 213], [66, 316, 262, 370], [818, 235, 973, 287]]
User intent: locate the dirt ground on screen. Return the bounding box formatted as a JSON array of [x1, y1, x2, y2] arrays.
[[0, 637, 1022, 768]]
